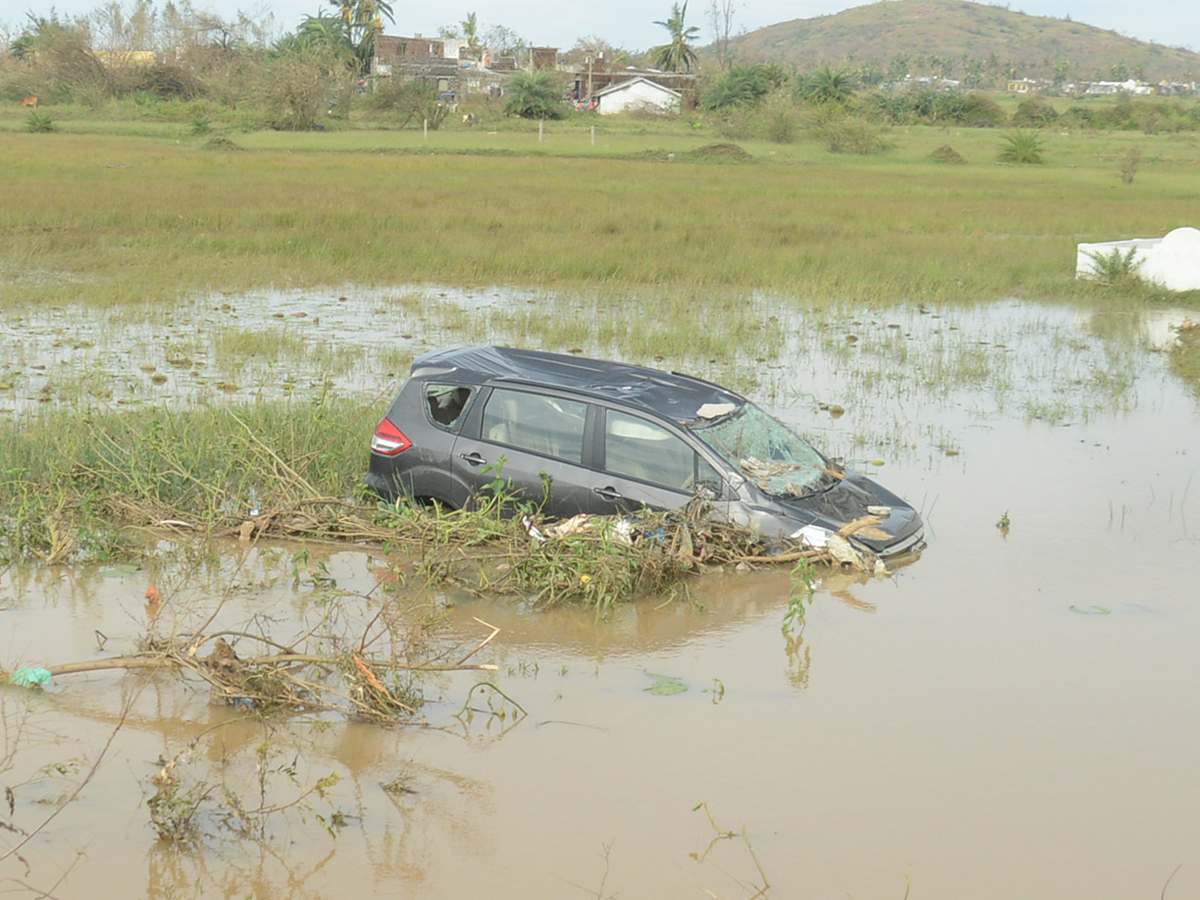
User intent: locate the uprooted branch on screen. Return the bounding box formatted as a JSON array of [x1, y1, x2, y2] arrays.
[[16, 624, 500, 724]]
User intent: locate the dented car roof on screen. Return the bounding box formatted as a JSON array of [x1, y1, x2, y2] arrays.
[[411, 346, 745, 425]]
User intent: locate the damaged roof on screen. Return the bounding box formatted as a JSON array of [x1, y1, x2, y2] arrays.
[[410, 346, 743, 425]]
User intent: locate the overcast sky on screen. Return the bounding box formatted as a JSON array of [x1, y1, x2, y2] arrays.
[[7, 0, 1199, 55]]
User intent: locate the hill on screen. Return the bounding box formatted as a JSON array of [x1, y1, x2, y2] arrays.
[[729, 0, 1200, 85]]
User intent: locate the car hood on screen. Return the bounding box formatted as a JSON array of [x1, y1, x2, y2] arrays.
[[744, 471, 924, 556]]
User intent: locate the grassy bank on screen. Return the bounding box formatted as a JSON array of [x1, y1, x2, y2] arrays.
[[1, 124, 1197, 308], [0, 397, 374, 562]]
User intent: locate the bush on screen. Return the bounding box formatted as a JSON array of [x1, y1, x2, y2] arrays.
[[368, 79, 452, 129], [860, 89, 914, 125], [807, 106, 890, 154], [996, 129, 1045, 164], [701, 65, 772, 111], [762, 91, 800, 143], [258, 49, 353, 130], [133, 65, 205, 101], [503, 71, 565, 120], [962, 91, 1007, 127], [1011, 95, 1057, 127], [25, 111, 56, 133]]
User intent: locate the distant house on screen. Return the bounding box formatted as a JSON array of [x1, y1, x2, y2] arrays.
[[1085, 79, 1155, 95], [593, 77, 682, 115], [1006, 78, 1042, 93]]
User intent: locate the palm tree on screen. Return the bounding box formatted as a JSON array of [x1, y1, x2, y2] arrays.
[[798, 66, 856, 105], [503, 71, 565, 119], [329, 0, 394, 71], [650, 2, 699, 73], [280, 11, 352, 57], [461, 11, 481, 58]]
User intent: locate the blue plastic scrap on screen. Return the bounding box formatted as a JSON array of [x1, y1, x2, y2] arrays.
[[11, 667, 52, 689]]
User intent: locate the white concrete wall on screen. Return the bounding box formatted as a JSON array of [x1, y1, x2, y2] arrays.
[[1077, 227, 1200, 292], [598, 80, 681, 115]]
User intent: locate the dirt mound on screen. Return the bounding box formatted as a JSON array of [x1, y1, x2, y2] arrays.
[[928, 144, 967, 164], [204, 136, 243, 151], [686, 142, 754, 162]]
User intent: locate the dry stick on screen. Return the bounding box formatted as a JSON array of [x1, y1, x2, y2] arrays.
[[455, 617, 500, 666], [741, 825, 771, 898], [1161, 864, 1182, 900], [44, 652, 498, 679]]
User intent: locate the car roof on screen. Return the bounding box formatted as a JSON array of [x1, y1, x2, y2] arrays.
[[411, 346, 745, 425]]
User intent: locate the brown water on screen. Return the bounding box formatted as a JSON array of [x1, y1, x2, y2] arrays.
[[2, 298, 1199, 899]]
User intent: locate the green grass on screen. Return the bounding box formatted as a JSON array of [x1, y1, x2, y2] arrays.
[[0, 394, 377, 563], [1, 123, 1197, 310]]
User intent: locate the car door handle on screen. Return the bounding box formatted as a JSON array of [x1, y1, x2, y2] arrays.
[[459, 452, 487, 467], [592, 486, 623, 501]]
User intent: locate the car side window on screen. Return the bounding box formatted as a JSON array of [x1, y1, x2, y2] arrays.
[[604, 410, 717, 493], [425, 384, 474, 430], [481, 388, 587, 464]]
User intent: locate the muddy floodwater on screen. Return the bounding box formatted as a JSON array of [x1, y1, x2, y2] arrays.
[[2, 295, 1200, 899]]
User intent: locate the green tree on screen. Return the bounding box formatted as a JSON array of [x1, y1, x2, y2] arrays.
[[650, 2, 700, 74], [503, 70, 564, 119]]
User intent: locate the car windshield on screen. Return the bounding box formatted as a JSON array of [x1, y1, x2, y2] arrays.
[[693, 403, 832, 498]]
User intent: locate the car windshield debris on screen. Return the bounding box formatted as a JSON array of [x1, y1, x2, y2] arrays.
[[693, 404, 832, 498]]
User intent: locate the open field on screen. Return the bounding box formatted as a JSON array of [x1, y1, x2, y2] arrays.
[[1, 113, 1198, 309]]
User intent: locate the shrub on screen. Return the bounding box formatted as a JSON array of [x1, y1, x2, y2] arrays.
[[258, 49, 353, 130], [1117, 147, 1142, 184], [25, 111, 56, 132], [795, 66, 856, 105], [860, 89, 914, 125], [807, 106, 890, 154], [962, 91, 1007, 127], [762, 91, 800, 143], [503, 71, 565, 120], [1011, 95, 1057, 127], [996, 129, 1045, 164], [701, 64, 771, 111], [1086, 247, 1143, 286], [133, 65, 205, 101]]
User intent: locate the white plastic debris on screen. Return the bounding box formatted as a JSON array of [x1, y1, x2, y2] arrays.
[[697, 402, 737, 419], [791, 524, 830, 547]]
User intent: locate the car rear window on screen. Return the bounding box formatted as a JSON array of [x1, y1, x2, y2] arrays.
[[425, 384, 473, 429], [481, 388, 587, 464]]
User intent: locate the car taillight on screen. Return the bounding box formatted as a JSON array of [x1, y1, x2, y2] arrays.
[[371, 418, 412, 455]]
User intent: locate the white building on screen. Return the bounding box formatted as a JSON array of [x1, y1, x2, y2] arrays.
[[594, 77, 682, 115]]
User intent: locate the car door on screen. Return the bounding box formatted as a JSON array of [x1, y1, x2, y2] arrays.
[[450, 386, 594, 516], [585, 407, 726, 517]]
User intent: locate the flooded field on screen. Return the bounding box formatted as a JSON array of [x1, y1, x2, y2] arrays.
[[2, 292, 1200, 899]]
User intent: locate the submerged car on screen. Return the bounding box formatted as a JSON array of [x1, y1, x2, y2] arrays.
[[367, 346, 924, 557]]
